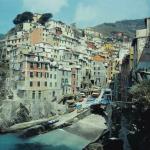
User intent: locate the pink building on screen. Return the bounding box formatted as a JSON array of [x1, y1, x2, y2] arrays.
[[71, 68, 77, 94]]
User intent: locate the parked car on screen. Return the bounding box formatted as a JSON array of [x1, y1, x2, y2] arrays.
[[80, 92, 86, 98], [47, 119, 59, 125]]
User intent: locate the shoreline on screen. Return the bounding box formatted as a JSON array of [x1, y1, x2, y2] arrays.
[[0, 109, 91, 134], [0, 109, 108, 150], [0, 108, 108, 150]]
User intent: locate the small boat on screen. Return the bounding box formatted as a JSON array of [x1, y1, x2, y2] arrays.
[[47, 119, 59, 125]]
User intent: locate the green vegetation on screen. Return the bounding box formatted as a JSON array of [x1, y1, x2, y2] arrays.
[[13, 12, 53, 25], [127, 81, 150, 150], [13, 12, 34, 25], [38, 13, 53, 25], [130, 80, 150, 103]]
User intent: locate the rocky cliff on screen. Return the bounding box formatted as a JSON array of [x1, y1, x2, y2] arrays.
[[0, 62, 65, 129], [0, 93, 64, 129]]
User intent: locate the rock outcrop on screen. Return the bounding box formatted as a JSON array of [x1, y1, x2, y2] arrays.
[[0, 63, 65, 130]]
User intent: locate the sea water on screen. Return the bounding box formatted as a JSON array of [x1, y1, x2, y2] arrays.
[[0, 129, 89, 150]]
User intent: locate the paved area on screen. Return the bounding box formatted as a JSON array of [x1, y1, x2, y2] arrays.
[[55, 110, 78, 126], [65, 114, 107, 141], [7, 115, 58, 132], [6, 109, 87, 132]]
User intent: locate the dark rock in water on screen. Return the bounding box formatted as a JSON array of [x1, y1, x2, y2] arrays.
[[19, 125, 45, 138], [83, 143, 103, 150], [14, 143, 73, 150], [103, 138, 123, 150], [90, 104, 106, 116]]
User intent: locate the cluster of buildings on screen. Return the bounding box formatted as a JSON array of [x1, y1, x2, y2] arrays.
[[1, 12, 143, 113], [1, 12, 146, 121], [0, 13, 109, 104], [110, 18, 150, 102]]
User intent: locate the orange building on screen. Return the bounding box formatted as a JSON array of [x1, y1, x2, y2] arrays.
[[30, 28, 44, 45], [91, 55, 105, 62]]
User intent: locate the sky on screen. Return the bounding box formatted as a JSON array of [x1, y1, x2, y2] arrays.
[[0, 0, 150, 33]]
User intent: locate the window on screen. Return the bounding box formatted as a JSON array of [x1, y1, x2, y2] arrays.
[[30, 81, 33, 87], [47, 73, 49, 78], [45, 64, 48, 70], [50, 82, 52, 87], [37, 81, 40, 87], [36, 72, 38, 77], [54, 74, 56, 79], [55, 82, 57, 87], [38, 91, 41, 99], [53, 91, 55, 96], [30, 72, 33, 78], [72, 74, 75, 78], [44, 73, 46, 78], [37, 63, 40, 68], [50, 74, 52, 78], [65, 79, 68, 83], [40, 72, 42, 78], [30, 63, 34, 69], [32, 91, 35, 99], [45, 81, 47, 87]]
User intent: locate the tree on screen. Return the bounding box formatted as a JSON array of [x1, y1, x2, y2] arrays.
[[38, 13, 53, 25], [128, 81, 150, 150], [13, 12, 34, 25], [13, 14, 22, 24], [129, 80, 150, 103]]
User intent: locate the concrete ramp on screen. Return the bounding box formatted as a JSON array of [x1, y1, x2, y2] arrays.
[[64, 114, 107, 141]]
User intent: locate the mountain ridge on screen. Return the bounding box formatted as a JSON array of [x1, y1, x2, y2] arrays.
[[92, 18, 146, 38]]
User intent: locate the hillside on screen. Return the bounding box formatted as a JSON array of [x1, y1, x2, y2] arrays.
[[93, 19, 145, 38]]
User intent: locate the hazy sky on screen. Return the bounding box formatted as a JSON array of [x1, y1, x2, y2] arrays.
[[0, 0, 150, 33]]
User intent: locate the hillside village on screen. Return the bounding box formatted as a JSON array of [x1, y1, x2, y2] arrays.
[[0, 11, 150, 150], [0, 12, 130, 124], [0, 12, 149, 132]]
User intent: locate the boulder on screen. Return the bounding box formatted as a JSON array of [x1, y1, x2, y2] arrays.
[[83, 143, 103, 150]]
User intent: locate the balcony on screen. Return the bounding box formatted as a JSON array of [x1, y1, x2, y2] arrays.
[[61, 81, 71, 87]]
